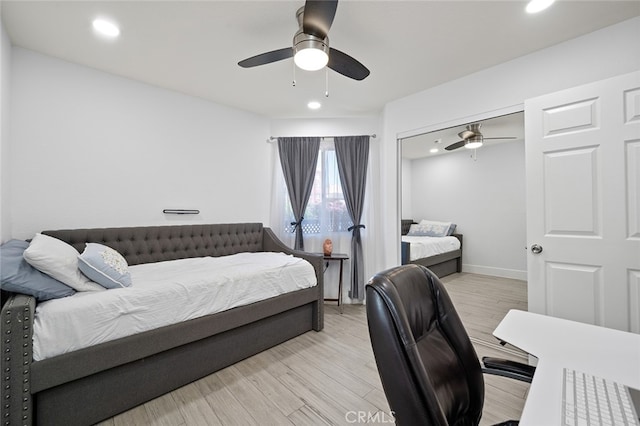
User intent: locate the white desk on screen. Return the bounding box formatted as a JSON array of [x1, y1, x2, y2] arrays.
[[493, 309, 640, 426]]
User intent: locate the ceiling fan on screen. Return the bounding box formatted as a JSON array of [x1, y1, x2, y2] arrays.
[[445, 123, 516, 151], [237, 0, 370, 81]]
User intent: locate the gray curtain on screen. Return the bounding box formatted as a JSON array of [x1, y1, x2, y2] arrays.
[[334, 135, 370, 301], [278, 137, 321, 251]]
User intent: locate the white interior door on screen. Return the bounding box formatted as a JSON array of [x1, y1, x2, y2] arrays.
[[525, 70, 640, 332]]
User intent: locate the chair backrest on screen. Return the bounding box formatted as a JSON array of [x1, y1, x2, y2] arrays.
[[366, 264, 485, 426]]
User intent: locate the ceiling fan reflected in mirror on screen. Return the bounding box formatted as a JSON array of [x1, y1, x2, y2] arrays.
[[237, 0, 370, 81], [444, 123, 517, 151]]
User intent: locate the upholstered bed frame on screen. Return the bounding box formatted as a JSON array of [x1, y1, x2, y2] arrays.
[[400, 219, 463, 278], [1, 223, 323, 426]]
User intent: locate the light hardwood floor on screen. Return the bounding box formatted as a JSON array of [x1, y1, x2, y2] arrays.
[[97, 273, 529, 425]]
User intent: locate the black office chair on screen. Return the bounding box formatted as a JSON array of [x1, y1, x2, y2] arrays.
[[366, 264, 534, 426]]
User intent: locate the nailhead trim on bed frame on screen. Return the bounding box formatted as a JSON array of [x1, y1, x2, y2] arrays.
[[2, 296, 34, 426]]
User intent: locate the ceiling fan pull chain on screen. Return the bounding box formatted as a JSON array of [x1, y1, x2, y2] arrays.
[[292, 60, 296, 87], [325, 67, 329, 97]]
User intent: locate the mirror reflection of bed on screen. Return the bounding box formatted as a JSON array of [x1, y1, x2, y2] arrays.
[[401, 219, 462, 278], [400, 111, 527, 282]]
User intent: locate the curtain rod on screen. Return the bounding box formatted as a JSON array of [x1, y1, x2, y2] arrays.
[[267, 134, 376, 143]]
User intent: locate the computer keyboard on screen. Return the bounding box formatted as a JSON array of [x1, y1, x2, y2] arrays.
[[563, 368, 640, 426]]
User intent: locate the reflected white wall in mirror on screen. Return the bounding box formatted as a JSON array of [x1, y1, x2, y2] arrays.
[[400, 112, 527, 280]]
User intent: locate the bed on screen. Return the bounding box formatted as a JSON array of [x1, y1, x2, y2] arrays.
[[401, 219, 463, 278], [1, 223, 323, 426]]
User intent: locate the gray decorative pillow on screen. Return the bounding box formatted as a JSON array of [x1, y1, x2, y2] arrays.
[[78, 243, 132, 289], [0, 239, 76, 301], [407, 222, 450, 237]]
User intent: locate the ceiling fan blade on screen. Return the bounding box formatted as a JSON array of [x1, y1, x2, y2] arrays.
[[328, 47, 370, 81], [303, 0, 338, 38], [238, 48, 293, 68], [445, 141, 466, 151], [483, 136, 518, 140]]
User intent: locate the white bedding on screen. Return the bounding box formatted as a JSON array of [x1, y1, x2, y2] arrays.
[[402, 235, 461, 261], [33, 252, 317, 361]]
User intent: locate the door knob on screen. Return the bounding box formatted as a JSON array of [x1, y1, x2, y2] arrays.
[[531, 244, 543, 254]]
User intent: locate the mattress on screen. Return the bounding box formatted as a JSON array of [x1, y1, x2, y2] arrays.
[[402, 235, 461, 261], [33, 252, 317, 361]]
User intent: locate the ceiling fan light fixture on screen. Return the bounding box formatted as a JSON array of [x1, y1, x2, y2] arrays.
[[294, 48, 328, 71], [465, 141, 483, 149], [465, 136, 483, 149], [293, 32, 329, 71]]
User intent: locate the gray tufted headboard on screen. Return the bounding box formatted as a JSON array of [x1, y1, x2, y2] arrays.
[[43, 223, 265, 265]]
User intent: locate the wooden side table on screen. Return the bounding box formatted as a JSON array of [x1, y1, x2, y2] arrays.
[[322, 253, 348, 313]]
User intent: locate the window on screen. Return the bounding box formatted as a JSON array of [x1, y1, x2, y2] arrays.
[[283, 140, 352, 234]]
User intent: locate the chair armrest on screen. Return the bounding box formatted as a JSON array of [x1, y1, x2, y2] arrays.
[[481, 356, 535, 383]]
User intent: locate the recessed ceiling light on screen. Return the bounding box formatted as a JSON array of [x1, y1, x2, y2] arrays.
[[92, 18, 120, 38], [430, 148, 439, 153], [307, 101, 321, 110], [526, 0, 555, 14]]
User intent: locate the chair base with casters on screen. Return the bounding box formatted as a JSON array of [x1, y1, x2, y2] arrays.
[[365, 264, 534, 426]]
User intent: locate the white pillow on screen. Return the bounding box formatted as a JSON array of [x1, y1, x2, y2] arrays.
[[23, 233, 104, 292], [78, 243, 132, 289]]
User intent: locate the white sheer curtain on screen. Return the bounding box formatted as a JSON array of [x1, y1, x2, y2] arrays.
[[270, 137, 381, 304]]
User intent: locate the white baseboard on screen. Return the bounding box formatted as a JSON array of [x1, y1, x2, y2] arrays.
[[461, 264, 527, 281]]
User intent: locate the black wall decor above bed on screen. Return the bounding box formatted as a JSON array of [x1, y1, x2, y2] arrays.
[[162, 209, 200, 214]]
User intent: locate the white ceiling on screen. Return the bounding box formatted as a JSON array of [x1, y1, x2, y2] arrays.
[[2, 1, 639, 119]]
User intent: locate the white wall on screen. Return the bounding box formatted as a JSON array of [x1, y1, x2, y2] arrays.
[[0, 21, 11, 243], [380, 17, 640, 271], [270, 116, 380, 139], [409, 141, 527, 279], [9, 48, 271, 240]]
